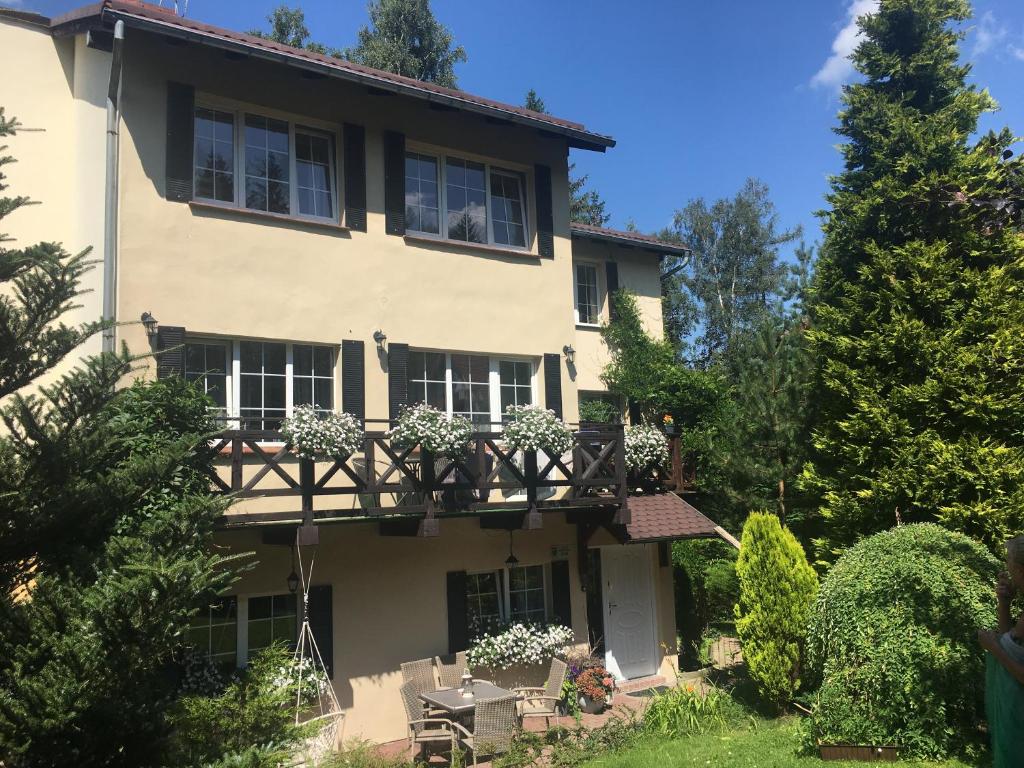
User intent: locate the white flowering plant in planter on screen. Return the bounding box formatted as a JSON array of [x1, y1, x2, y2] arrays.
[[624, 423, 669, 472], [270, 655, 331, 706], [388, 403, 474, 457], [501, 404, 574, 456], [280, 405, 364, 460], [467, 622, 574, 671]]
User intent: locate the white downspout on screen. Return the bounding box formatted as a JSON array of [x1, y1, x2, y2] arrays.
[[102, 20, 125, 353]]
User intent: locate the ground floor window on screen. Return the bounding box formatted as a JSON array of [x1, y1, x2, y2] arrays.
[[407, 351, 535, 429], [187, 596, 238, 671], [246, 593, 298, 656], [466, 563, 548, 635]]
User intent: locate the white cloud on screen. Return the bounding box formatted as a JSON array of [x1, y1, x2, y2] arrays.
[[972, 11, 1007, 57], [1010, 44, 1024, 61], [0, 0, 25, 7], [811, 0, 880, 92]]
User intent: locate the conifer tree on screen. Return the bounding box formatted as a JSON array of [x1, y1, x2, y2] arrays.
[[0, 111, 241, 766], [804, 0, 1024, 556]]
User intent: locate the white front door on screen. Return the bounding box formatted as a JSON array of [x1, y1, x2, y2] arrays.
[[601, 545, 657, 681]]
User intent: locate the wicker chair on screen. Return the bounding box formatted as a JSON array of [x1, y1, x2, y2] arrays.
[[399, 681, 454, 761], [450, 694, 518, 767], [514, 657, 568, 728], [401, 658, 437, 696], [434, 651, 468, 689]]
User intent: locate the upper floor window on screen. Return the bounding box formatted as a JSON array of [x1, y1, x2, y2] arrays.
[[575, 263, 600, 325], [185, 338, 335, 430], [194, 105, 337, 222], [405, 150, 528, 249], [406, 351, 534, 429]]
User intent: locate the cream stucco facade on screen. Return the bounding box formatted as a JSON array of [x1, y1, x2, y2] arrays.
[[1, 3, 696, 746]]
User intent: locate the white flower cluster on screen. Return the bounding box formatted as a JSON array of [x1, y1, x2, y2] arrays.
[[467, 622, 574, 671], [388, 403, 474, 457], [270, 655, 330, 705], [501, 404, 574, 455], [624, 423, 669, 472], [280, 405, 364, 460], [180, 648, 227, 696]]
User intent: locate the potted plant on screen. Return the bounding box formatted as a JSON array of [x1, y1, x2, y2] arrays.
[[466, 623, 573, 688], [574, 665, 614, 714], [661, 413, 678, 436], [280, 405, 364, 460], [387, 403, 474, 457], [624, 423, 669, 492], [500, 404, 574, 456]]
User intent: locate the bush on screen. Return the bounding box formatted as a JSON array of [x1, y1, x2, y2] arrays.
[[734, 512, 817, 711], [642, 683, 728, 737], [802, 523, 999, 759], [672, 539, 739, 668], [167, 646, 308, 767]]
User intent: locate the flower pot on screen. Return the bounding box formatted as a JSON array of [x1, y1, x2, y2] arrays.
[[663, 425, 679, 437], [578, 694, 606, 714]]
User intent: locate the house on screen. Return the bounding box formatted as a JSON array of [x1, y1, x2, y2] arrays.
[[0, 0, 726, 743]]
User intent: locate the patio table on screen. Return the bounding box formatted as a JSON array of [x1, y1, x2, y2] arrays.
[[419, 682, 517, 719]]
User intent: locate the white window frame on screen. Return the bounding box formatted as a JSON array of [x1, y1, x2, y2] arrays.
[[193, 95, 342, 224], [404, 144, 531, 252], [187, 595, 239, 669], [574, 262, 602, 326], [185, 337, 337, 428], [236, 590, 301, 666], [407, 351, 537, 429], [466, 563, 550, 626]]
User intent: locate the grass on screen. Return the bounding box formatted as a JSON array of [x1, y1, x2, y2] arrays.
[[581, 717, 979, 768]]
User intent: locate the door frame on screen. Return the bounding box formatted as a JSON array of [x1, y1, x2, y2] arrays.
[[599, 544, 659, 681]]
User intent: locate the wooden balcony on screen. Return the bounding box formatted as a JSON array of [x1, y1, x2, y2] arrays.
[[208, 421, 628, 536]]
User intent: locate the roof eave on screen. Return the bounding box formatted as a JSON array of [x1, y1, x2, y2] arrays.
[[571, 228, 690, 257], [89, 6, 615, 152]]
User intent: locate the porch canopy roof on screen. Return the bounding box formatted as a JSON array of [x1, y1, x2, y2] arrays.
[[623, 493, 720, 543]]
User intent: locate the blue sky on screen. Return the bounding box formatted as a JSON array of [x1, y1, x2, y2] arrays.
[[9, 0, 1024, 255]]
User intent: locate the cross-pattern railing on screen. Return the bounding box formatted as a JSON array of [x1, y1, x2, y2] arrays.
[[208, 423, 628, 528]]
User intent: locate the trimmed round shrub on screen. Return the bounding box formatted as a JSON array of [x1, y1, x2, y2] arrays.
[[735, 512, 818, 711], [802, 523, 999, 758]]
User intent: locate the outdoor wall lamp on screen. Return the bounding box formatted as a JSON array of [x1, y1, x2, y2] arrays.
[[563, 344, 576, 365], [286, 544, 300, 594], [140, 311, 159, 338], [505, 530, 519, 567], [373, 329, 387, 352]]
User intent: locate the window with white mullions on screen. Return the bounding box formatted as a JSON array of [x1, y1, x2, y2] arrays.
[[575, 263, 600, 325], [490, 170, 526, 247], [405, 152, 440, 235], [445, 157, 487, 244], [466, 571, 503, 637], [451, 354, 491, 429], [185, 341, 229, 415], [194, 107, 235, 203], [407, 350, 447, 411], [187, 596, 238, 671], [239, 341, 287, 430], [295, 130, 335, 219], [293, 344, 334, 414], [498, 360, 533, 419], [244, 115, 290, 214], [508, 564, 546, 624], [246, 593, 297, 655]]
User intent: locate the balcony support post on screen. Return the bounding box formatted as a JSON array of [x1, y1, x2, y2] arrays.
[[298, 457, 319, 545], [523, 449, 542, 530], [418, 448, 440, 537]]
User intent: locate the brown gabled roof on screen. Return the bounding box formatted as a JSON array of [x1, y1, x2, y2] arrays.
[[41, 0, 613, 152], [571, 222, 690, 257], [624, 493, 719, 543]]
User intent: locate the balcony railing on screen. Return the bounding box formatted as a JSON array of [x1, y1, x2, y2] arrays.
[[207, 419, 628, 531]]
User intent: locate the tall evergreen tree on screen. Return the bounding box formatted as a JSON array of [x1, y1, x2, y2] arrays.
[[345, 0, 467, 88], [804, 0, 1024, 556], [523, 88, 546, 113], [249, 4, 338, 56], [0, 111, 241, 766]]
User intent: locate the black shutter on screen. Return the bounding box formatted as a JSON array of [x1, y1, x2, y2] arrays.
[[534, 164, 554, 258], [165, 82, 195, 202], [156, 325, 186, 378], [388, 342, 409, 422], [550, 560, 572, 627], [658, 541, 670, 567], [383, 130, 406, 236], [543, 353, 563, 419], [446, 570, 469, 654], [343, 124, 367, 231], [341, 340, 365, 421], [308, 584, 334, 678], [605, 261, 620, 320]]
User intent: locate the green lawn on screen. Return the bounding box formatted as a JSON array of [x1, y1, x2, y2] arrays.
[[583, 718, 979, 768]]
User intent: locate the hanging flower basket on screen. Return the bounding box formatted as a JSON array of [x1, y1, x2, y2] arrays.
[[280, 405, 363, 460], [501, 404, 574, 456], [624, 423, 669, 473], [388, 403, 474, 457]]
